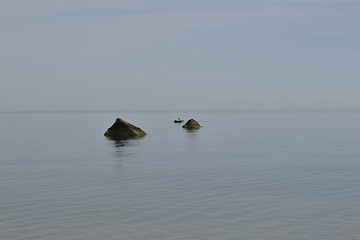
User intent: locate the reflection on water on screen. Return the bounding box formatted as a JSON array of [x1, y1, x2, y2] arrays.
[[107, 139, 136, 158], [182, 128, 200, 156], [113, 139, 129, 148], [184, 129, 200, 138]]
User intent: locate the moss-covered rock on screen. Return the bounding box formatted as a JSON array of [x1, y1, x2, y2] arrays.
[[104, 118, 147, 140], [182, 119, 201, 130]]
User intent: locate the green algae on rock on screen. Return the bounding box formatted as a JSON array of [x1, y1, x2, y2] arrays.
[[182, 119, 201, 130], [104, 118, 147, 140]]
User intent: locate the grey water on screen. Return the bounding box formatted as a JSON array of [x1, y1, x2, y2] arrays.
[[1, 111, 360, 240]]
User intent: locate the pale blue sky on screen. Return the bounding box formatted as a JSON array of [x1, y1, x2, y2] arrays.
[[1, 0, 359, 111]]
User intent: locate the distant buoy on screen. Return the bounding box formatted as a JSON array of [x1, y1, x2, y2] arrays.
[[174, 118, 184, 123]]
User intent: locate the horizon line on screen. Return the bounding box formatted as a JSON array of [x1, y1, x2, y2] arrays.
[[1, 109, 360, 113]]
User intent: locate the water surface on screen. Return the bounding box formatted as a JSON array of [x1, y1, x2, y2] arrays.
[[1, 111, 360, 239]]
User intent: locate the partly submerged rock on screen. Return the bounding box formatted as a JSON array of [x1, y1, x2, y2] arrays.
[[104, 118, 147, 140], [182, 119, 201, 130]]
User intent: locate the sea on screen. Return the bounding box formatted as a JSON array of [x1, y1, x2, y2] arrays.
[[1, 111, 360, 240]]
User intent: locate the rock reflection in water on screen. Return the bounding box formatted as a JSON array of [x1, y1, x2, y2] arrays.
[[108, 139, 136, 159]]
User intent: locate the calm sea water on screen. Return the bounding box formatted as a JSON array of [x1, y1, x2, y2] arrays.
[[1, 111, 360, 240]]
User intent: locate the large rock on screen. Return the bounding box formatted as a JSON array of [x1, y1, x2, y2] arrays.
[[104, 118, 147, 140], [182, 119, 201, 130]]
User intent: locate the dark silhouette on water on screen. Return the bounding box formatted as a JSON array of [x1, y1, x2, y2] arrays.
[[174, 118, 184, 123], [182, 119, 201, 130], [104, 118, 147, 140]]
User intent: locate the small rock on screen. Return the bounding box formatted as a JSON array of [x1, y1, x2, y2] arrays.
[[182, 119, 201, 130]]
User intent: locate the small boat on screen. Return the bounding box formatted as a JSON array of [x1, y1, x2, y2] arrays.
[[174, 118, 184, 123]]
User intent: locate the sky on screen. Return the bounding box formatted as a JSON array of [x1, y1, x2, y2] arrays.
[[1, 0, 359, 111]]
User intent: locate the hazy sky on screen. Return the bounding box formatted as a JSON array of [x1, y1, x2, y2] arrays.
[[1, 0, 359, 111]]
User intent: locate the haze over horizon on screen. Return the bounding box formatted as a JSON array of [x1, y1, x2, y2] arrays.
[[1, 0, 359, 112]]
